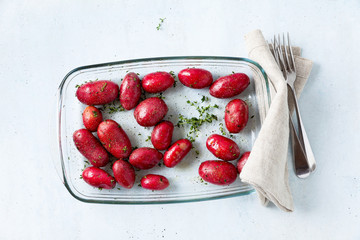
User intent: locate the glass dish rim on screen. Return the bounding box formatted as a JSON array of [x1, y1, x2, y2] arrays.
[[56, 56, 269, 204]]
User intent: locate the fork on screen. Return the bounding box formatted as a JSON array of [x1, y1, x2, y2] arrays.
[[270, 33, 316, 178]]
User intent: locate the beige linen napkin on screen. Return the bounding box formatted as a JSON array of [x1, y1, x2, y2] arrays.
[[239, 29, 313, 212]]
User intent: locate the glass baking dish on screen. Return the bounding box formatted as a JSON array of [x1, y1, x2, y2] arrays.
[[53, 56, 270, 204]]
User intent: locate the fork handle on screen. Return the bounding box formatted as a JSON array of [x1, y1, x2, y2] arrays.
[[287, 84, 316, 173], [289, 118, 310, 178]]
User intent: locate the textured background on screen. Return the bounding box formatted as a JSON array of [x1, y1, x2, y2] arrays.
[[0, 0, 359, 239]]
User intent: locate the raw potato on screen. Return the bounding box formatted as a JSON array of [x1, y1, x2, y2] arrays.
[[141, 174, 169, 190], [76, 80, 119, 105], [237, 151, 250, 174], [178, 68, 213, 89], [82, 166, 116, 189], [73, 129, 109, 167], [134, 97, 168, 127], [112, 159, 136, 189], [163, 139, 192, 168], [82, 106, 103, 132], [142, 72, 174, 93], [129, 147, 163, 170], [209, 73, 250, 98], [119, 72, 141, 110], [206, 134, 240, 161], [151, 121, 174, 150], [225, 99, 249, 133], [97, 119, 132, 158], [198, 160, 238, 185]]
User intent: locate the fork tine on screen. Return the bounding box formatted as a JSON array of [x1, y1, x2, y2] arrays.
[[275, 35, 287, 79], [287, 32, 296, 71], [283, 33, 291, 72], [273, 36, 281, 66], [267, 40, 275, 57], [271, 37, 280, 66]]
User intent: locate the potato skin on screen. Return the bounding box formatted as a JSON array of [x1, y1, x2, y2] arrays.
[[142, 72, 175, 93], [120, 72, 141, 110], [73, 129, 109, 167], [97, 120, 132, 158], [151, 121, 174, 150], [82, 167, 116, 189], [178, 68, 213, 89], [209, 73, 250, 98], [225, 99, 249, 133], [112, 159, 136, 189], [82, 106, 103, 132], [198, 160, 237, 185], [206, 134, 240, 161], [141, 174, 169, 190], [129, 147, 163, 170], [237, 151, 250, 174], [163, 139, 192, 168], [134, 97, 168, 127], [76, 80, 119, 105]]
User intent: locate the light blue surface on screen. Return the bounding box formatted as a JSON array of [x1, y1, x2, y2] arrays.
[[0, 0, 359, 239]]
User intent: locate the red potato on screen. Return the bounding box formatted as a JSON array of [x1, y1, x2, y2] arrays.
[[237, 151, 250, 174], [141, 174, 169, 190], [73, 129, 109, 167], [209, 73, 250, 98], [134, 97, 168, 127], [142, 72, 175, 93], [151, 121, 174, 150], [198, 160, 238, 185], [119, 72, 141, 110], [112, 159, 136, 189], [82, 106, 103, 132], [82, 167, 116, 189], [163, 139, 192, 168], [97, 120, 132, 158], [178, 68, 213, 89], [225, 99, 249, 133], [129, 147, 163, 170], [76, 80, 119, 105], [206, 134, 240, 161]]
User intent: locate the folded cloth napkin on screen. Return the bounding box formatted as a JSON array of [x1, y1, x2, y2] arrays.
[[239, 29, 313, 212]]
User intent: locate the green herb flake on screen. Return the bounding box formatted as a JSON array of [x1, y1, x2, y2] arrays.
[[145, 136, 151, 142], [98, 187, 103, 191], [92, 111, 98, 118], [100, 82, 107, 92], [169, 71, 176, 79], [157, 92, 165, 99], [122, 146, 128, 152], [177, 98, 219, 142], [156, 17, 166, 30], [219, 123, 227, 136], [201, 96, 209, 102]]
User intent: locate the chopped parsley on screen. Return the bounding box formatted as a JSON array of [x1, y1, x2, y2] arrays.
[[156, 18, 166, 30], [177, 99, 219, 142], [100, 82, 107, 92], [201, 95, 209, 102], [219, 123, 227, 136]]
